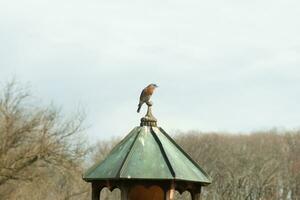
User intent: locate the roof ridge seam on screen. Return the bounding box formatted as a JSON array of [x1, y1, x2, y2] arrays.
[[150, 127, 176, 178], [158, 127, 212, 183], [83, 127, 139, 179], [116, 127, 141, 178]]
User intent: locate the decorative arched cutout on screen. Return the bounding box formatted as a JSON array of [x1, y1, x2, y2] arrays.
[[174, 190, 192, 200], [100, 187, 121, 200], [128, 185, 164, 200]]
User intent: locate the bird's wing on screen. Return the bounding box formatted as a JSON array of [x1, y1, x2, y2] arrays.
[[139, 88, 152, 103], [139, 89, 147, 102]]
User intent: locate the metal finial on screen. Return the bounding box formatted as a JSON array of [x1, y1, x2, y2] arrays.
[[140, 101, 157, 127]]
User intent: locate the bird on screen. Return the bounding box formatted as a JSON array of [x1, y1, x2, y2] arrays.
[[137, 83, 158, 113]]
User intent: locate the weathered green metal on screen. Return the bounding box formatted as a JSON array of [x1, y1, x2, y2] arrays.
[[83, 126, 211, 185]]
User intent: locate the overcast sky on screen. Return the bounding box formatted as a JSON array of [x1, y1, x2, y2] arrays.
[[1, 0, 300, 141]]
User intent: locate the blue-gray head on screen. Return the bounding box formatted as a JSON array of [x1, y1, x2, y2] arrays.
[[149, 83, 158, 88]]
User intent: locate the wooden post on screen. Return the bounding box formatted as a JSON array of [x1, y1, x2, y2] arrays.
[[92, 182, 100, 200], [191, 187, 201, 200], [192, 193, 201, 200], [121, 186, 128, 200], [166, 181, 175, 200]]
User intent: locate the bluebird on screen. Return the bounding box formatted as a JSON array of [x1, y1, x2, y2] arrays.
[[137, 83, 158, 113]]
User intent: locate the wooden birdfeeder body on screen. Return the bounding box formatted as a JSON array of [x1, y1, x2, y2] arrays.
[[83, 105, 211, 200], [89, 180, 202, 200]]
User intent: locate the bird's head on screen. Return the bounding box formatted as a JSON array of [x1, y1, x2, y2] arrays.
[[149, 83, 158, 88]]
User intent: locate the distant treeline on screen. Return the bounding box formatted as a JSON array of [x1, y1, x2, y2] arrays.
[[0, 81, 299, 200], [174, 130, 300, 200]]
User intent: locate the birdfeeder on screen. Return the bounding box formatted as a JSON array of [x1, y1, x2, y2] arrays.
[[83, 101, 211, 200]]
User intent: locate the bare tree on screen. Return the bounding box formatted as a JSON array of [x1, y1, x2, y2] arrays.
[[0, 80, 89, 199]]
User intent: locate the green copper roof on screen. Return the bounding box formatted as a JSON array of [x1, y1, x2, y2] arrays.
[[83, 126, 211, 185]]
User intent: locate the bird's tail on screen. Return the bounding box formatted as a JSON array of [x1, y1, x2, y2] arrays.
[[137, 103, 142, 113]]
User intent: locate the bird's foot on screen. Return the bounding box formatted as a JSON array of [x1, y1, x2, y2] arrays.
[[146, 101, 153, 106]]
